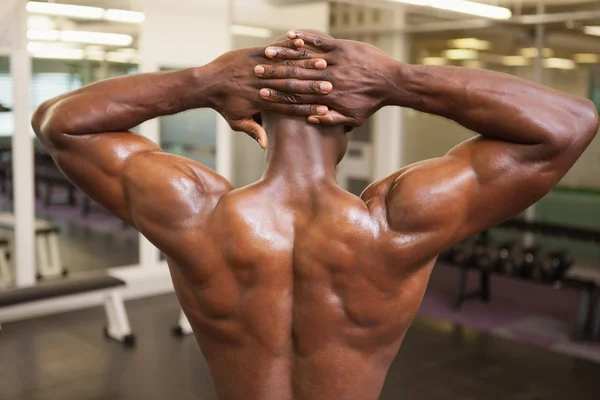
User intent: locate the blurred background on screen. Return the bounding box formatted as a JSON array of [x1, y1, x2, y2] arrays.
[[0, 1, 599, 399]]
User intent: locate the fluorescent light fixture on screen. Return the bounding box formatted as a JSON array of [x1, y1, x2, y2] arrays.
[[27, 41, 73, 52], [28, 29, 132, 46], [390, 0, 511, 19], [27, 1, 104, 20], [431, 0, 511, 20], [543, 58, 576, 70], [230, 25, 273, 38], [30, 47, 85, 60], [104, 9, 145, 23], [28, 15, 56, 30], [502, 56, 530, 67], [27, 29, 60, 41], [60, 30, 133, 46], [421, 57, 447, 65], [390, 0, 429, 5], [574, 53, 600, 64], [520, 47, 554, 58], [449, 38, 491, 51], [443, 49, 478, 60], [584, 26, 600, 37]]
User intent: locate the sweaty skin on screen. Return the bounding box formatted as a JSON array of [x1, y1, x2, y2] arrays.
[[33, 32, 598, 400]]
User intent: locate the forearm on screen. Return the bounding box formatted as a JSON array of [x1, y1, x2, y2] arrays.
[[32, 65, 214, 140], [391, 63, 599, 147]]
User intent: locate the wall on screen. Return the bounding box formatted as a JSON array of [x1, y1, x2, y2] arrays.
[[233, 0, 329, 32], [404, 64, 600, 190]]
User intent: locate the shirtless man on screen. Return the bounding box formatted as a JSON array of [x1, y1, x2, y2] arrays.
[[32, 30, 598, 400]]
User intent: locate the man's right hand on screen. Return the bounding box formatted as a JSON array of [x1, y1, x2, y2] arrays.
[[255, 30, 404, 128], [205, 44, 332, 147]]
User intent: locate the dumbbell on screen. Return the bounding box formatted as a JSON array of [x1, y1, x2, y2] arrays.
[[450, 239, 476, 266], [496, 241, 521, 275], [474, 243, 500, 272], [469, 233, 496, 271], [544, 250, 574, 282], [515, 246, 546, 278]]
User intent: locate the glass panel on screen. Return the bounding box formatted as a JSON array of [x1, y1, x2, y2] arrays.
[[33, 59, 140, 273], [0, 56, 14, 287]]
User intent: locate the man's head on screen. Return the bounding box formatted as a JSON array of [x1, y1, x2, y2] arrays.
[[257, 30, 349, 164]]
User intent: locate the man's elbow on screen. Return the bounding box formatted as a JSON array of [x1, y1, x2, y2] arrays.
[[31, 100, 62, 145], [580, 99, 599, 140]]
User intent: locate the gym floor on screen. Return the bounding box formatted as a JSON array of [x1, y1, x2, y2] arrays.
[[0, 294, 599, 400]]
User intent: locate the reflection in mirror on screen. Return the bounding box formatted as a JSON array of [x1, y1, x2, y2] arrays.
[[158, 67, 218, 261], [0, 56, 14, 288], [33, 59, 140, 275]]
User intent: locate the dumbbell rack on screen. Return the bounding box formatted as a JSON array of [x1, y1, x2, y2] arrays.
[[451, 219, 600, 341]]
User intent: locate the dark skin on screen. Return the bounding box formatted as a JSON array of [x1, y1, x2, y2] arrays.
[[32, 30, 598, 400]]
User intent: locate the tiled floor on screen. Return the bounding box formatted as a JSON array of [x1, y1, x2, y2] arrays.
[[0, 294, 598, 400]]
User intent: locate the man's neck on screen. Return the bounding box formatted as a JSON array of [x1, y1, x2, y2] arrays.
[[261, 118, 343, 188]]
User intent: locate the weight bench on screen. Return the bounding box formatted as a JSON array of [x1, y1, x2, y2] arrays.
[[0, 213, 67, 280], [451, 263, 597, 341], [0, 274, 135, 346], [0, 238, 11, 286]]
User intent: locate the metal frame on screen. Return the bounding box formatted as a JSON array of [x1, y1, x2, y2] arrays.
[[173, 310, 194, 336], [103, 290, 135, 346]]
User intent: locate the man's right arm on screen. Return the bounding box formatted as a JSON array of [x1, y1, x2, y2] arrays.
[[258, 31, 599, 259]]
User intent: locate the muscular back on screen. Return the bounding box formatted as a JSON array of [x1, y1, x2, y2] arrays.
[[165, 180, 434, 400]]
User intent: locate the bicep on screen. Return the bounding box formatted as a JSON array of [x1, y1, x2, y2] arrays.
[[386, 136, 562, 253]]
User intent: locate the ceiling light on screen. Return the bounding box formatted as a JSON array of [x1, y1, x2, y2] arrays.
[[502, 56, 530, 67], [443, 49, 478, 60], [584, 26, 600, 36], [421, 57, 447, 65], [390, 0, 429, 5], [543, 58, 576, 70], [390, 1, 511, 19], [104, 9, 145, 23], [574, 53, 600, 64], [27, 15, 56, 30], [27, 29, 60, 41], [29, 47, 84, 60], [431, 1, 512, 20], [26, 1, 104, 20], [520, 47, 554, 58], [449, 38, 491, 51], [27, 29, 133, 46], [27, 42, 75, 52], [230, 25, 273, 38], [60, 30, 133, 46]]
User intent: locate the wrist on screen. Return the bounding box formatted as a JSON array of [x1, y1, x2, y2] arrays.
[[189, 64, 218, 109], [385, 61, 415, 108]]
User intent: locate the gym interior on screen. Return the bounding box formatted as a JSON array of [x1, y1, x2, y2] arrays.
[[0, 0, 599, 399]]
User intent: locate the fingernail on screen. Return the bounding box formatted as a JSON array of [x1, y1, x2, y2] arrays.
[[294, 39, 304, 48], [320, 82, 333, 92], [316, 106, 328, 115], [254, 66, 265, 75], [315, 60, 327, 69], [260, 88, 271, 98], [308, 116, 320, 124], [288, 31, 297, 39], [265, 48, 277, 57]]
